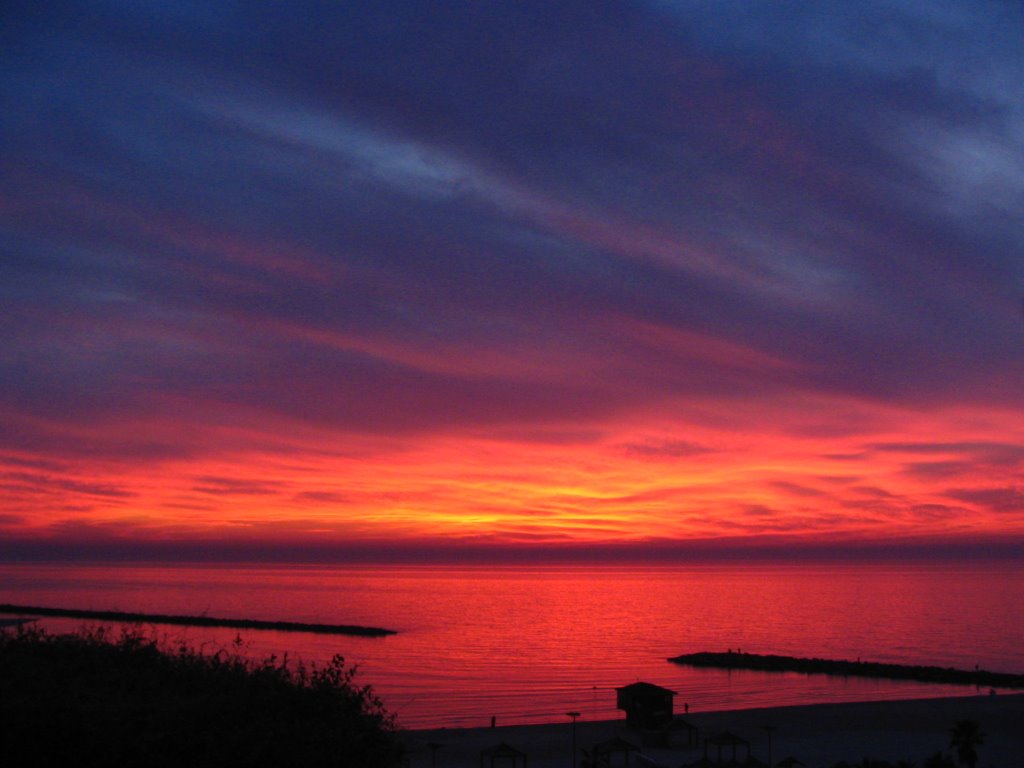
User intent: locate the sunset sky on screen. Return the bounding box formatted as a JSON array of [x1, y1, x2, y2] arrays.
[[2, 2, 1022, 561]]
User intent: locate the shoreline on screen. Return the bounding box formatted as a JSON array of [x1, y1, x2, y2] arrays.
[[403, 692, 1024, 767]]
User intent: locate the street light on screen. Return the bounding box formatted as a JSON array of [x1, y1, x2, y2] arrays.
[[762, 724, 776, 768], [426, 741, 443, 768], [566, 711, 581, 768]]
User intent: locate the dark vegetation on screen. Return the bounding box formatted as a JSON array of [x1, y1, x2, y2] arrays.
[[0, 603, 396, 636], [948, 719, 984, 768], [669, 651, 1024, 689], [0, 625, 404, 768]]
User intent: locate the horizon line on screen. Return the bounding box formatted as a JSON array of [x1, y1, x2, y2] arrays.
[[2, 538, 1021, 565]]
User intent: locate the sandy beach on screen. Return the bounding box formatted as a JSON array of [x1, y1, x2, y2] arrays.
[[403, 693, 1023, 768]]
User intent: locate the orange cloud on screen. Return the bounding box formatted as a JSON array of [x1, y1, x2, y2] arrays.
[[3, 391, 1021, 558]]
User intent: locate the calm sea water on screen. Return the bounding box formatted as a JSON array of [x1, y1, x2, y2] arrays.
[[1, 561, 1021, 728]]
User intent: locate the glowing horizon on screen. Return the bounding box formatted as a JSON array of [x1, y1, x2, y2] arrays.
[[4, 397, 1022, 557]]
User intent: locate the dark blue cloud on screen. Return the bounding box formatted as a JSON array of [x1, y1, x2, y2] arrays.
[[2, 0, 1022, 458]]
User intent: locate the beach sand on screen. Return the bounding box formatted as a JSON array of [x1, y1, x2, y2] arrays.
[[403, 693, 1023, 767]]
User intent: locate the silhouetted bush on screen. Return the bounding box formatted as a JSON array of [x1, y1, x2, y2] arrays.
[[0, 625, 404, 767]]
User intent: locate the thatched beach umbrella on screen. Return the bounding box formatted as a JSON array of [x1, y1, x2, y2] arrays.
[[673, 717, 701, 748], [705, 732, 751, 765], [480, 741, 527, 768], [591, 736, 639, 767]]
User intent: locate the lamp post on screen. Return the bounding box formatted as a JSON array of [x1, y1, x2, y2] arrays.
[[762, 724, 776, 768], [426, 742, 442, 768], [566, 711, 581, 768]]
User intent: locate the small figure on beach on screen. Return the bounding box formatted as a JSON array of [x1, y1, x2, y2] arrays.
[[491, 715, 496, 728]]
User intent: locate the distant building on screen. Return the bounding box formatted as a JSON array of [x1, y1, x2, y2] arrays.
[[615, 682, 677, 729]]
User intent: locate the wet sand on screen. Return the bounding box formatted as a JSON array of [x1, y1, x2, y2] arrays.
[[403, 693, 1023, 767]]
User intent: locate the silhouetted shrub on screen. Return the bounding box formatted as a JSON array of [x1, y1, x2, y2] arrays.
[[0, 625, 403, 767]]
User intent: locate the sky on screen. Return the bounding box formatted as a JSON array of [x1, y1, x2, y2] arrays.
[[2, 1, 1023, 562]]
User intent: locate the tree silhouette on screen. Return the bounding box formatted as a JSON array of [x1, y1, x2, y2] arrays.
[[948, 720, 984, 768]]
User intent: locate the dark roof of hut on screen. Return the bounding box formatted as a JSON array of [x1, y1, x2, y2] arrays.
[[705, 731, 750, 746], [615, 681, 678, 696], [592, 736, 640, 755], [480, 742, 527, 758]]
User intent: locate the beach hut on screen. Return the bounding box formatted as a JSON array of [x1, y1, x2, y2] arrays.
[[615, 682, 677, 729], [590, 736, 639, 768], [480, 742, 527, 768]]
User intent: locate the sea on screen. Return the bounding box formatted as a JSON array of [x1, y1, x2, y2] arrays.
[[1, 560, 1021, 729]]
